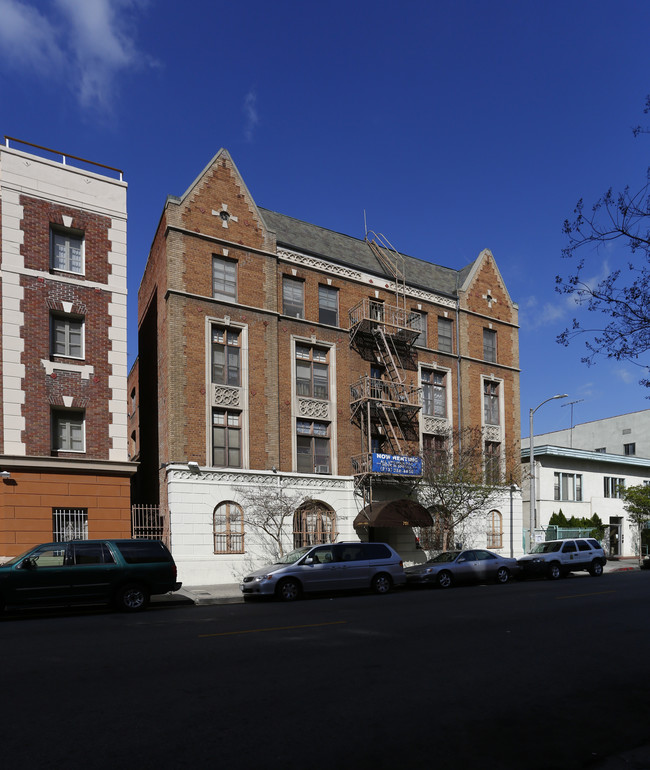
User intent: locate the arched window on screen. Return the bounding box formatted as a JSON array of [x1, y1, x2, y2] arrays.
[[293, 501, 336, 548], [487, 510, 503, 549], [213, 501, 244, 554]]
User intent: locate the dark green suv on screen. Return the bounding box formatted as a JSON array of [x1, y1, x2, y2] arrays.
[[0, 539, 181, 612]]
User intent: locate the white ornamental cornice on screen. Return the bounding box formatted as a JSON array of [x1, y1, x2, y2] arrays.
[[167, 468, 352, 489], [278, 249, 362, 281], [278, 248, 456, 309]]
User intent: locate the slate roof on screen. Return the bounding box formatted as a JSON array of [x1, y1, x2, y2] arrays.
[[259, 208, 474, 298]]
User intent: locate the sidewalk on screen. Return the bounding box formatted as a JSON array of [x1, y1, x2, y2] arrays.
[[153, 557, 645, 607]]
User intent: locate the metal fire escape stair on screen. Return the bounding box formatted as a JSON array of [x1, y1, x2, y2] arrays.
[[348, 230, 423, 506]]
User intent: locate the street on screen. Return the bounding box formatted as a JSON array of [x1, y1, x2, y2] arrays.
[[2, 571, 650, 769]]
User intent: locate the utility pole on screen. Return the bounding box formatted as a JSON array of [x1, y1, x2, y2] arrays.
[[561, 399, 584, 448]]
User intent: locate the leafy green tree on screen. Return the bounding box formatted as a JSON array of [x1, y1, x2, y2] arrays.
[[557, 98, 650, 387], [549, 510, 569, 527], [622, 484, 650, 564]]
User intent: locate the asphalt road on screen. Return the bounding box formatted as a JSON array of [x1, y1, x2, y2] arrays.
[[2, 571, 650, 769]]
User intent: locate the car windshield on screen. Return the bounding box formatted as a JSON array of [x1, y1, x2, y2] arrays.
[[530, 541, 562, 554], [2, 547, 35, 567], [427, 551, 461, 563], [275, 547, 313, 564]]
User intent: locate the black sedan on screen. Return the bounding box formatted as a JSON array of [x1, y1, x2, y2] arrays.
[[405, 549, 520, 588]]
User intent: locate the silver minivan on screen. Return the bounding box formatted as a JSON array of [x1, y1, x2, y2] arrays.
[[240, 542, 406, 601]]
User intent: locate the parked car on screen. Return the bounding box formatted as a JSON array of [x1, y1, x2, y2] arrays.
[[0, 539, 181, 612], [404, 549, 520, 588], [240, 541, 406, 601], [517, 538, 606, 579]]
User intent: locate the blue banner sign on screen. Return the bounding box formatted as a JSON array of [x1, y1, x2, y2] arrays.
[[371, 453, 422, 476]]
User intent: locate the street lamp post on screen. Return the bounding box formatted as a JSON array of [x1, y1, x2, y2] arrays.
[[529, 394, 568, 551]]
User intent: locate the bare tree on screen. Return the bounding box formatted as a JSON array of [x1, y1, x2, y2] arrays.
[[235, 479, 308, 560], [418, 427, 520, 551], [557, 97, 650, 387]]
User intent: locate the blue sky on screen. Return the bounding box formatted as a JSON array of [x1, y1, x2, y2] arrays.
[[2, 0, 650, 437]]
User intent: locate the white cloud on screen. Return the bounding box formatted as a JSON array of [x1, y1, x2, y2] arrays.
[[0, 0, 66, 73], [244, 89, 259, 141], [0, 0, 155, 113], [615, 368, 635, 384]]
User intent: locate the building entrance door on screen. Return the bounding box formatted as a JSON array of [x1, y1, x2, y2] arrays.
[[608, 519, 622, 557]]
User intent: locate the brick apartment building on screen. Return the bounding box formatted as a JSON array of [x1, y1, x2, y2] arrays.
[[0, 138, 135, 557], [132, 148, 522, 585]]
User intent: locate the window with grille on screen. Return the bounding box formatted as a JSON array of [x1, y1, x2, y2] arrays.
[[293, 502, 336, 548], [483, 380, 499, 426], [297, 420, 330, 474], [53, 508, 88, 541], [51, 315, 83, 358], [487, 510, 503, 549], [296, 345, 329, 399], [318, 285, 338, 326], [213, 501, 244, 553], [483, 328, 497, 362], [52, 410, 85, 452], [51, 228, 83, 274], [212, 409, 241, 467], [422, 369, 446, 417], [438, 317, 453, 353], [212, 256, 237, 301], [283, 276, 304, 318], [211, 326, 240, 386]]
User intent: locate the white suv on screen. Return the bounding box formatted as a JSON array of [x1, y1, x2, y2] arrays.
[[518, 538, 606, 580]]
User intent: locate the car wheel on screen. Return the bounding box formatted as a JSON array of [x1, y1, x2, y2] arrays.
[[371, 573, 393, 595], [437, 570, 453, 589], [276, 578, 301, 602], [115, 583, 149, 612], [589, 560, 604, 577], [547, 562, 562, 580], [496, 566, 510, 584]]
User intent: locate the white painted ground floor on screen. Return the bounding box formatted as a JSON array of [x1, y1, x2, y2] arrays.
[[164, 465, 525, 586]]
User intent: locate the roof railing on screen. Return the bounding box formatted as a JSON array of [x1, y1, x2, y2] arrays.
[[3, 136, 124, 181]]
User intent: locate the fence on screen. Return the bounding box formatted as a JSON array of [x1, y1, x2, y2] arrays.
[[131, 505, 165, 543]]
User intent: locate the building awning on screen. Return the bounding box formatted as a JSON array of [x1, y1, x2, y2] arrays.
[[353, 499, 433, 528]]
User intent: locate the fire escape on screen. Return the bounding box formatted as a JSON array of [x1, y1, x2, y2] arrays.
[[349, 232, 423, 508]]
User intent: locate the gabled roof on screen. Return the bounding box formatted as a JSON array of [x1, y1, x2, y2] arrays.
[[260, 207, 470, 298]]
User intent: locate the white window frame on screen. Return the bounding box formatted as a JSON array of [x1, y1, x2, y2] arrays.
[[51, 314, 84, 359], [212, 255, 238, 301], [283, 276, 304, 319], [51, 228, 84, 275], [52, 410, 85, 453], [205, 317, 249, 470], [483, 328, 497, 363], [291, 336, 337, 475]]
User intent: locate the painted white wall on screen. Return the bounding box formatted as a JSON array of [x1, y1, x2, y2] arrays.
[[167, 465, 524, 586]]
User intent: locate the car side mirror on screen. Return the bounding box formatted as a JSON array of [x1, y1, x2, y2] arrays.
[[21, 557, 36, 570], [303, 557, 315, 565], [457, 557, 465, 563]]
